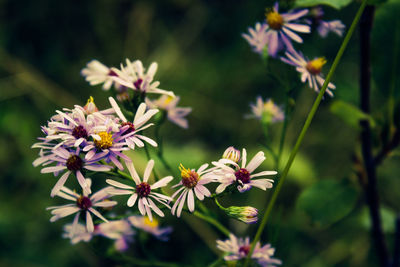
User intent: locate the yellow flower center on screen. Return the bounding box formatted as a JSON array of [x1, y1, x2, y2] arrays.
[[306, 57, 327, 75], [144, 216, 159, 228], [266, 11, 284, 30], [94, 131, 113, 149], [163, 96, 174, 106], [179, 163, 199, 189]]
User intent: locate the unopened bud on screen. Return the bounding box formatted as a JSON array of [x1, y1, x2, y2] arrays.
[[83, 96, 98, 114], [225, 206, 258, 224], [222, 146, 241, 163]]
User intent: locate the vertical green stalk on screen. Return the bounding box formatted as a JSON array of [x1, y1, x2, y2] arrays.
[[244, 1, 368, 265], [276, 95, 290, 170]]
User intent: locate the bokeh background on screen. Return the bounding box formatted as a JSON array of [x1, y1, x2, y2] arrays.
[[1, 0, 400, 266]]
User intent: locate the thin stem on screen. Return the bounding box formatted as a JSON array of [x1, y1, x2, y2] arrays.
[[359, 5, 389, 266], [143, 143, 160, 181], [389, 17, 400, 132], [193, 211, 230, 237], [214, 198, 227, 211], [392, 215, 400, 267], [276, 96, 290, 170], [154, 114, 176, 176], [106, 170, 132, 180], [244, 1, 369, 265]]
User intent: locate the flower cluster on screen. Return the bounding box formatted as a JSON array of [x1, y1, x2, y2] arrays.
[[243, 2, 345, 97], [33, 57, 282, 266]]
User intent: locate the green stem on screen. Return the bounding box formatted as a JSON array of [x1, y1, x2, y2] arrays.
[[106, 170, 132, 180], [154, 117, 176, 176], [143, 143, 160, 181], [276, 96, 290, 170], [193, 211, 230, 237], [244, 1, 368, 265], [214, 198, 227, 211], [389, 17, 400, 133]]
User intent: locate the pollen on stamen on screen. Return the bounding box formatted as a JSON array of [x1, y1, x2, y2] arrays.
[[179, 164, 199, 189], [94, 131, 113, 149], [266, 10, 284, 30], [306, 57, 327, 75], [136, 182, 151, 197]]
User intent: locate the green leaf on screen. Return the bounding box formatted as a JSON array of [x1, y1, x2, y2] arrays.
[[296, 179, 359, 227], [330, 100, 375, 129], [295, 0, 353, 9]]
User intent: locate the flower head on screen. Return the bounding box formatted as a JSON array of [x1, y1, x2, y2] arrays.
[[145, 95, 192, 129], [225, 206, 258, 224], [171, 163, 216, 217], [280, 50, 335, 96], [96, 220, 135, 252], [106, 160, 173, 221], [128, 215, 173, 241], [222, 146, 241, 163], [309, 7, 345, 38], [243, 2, 310, 57], [212, 149, 277, 193], [247, 97, 284, 123], [47, 179, 117, 233], [81, 60, 119, 91], [216, 234, 281, 266]]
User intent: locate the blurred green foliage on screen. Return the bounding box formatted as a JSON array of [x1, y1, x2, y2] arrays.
[[1, 0, 400, 266]]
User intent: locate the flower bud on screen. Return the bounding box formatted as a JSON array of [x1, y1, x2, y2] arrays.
[[83, 96, 98, 114], [222, 146, 241, 163], [225, 206, 258, 224]]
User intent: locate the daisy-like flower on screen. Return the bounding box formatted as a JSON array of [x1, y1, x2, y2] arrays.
[[108, 97, 158, 149], [81, 60, 120, 90], [128, 215, 173, 241], [39, 147, 112, 196], [309, 7, 345, 38], [96, 220, 135, 252], [242, 23, 269, 56], [110, 59, 175, 97], [280, 49, 335, 96], [171, 163, 215, 217], [247, 97, 284, 123], [47, 179, 117, 233], [216, 234, 281, 267], [145, 95, 192, 129], [225, 206, 258, 224], [63, 223, 93, 244], [212, 149, 277, 193], [106, 160, 173, 221], [243, 2, 310, 57]]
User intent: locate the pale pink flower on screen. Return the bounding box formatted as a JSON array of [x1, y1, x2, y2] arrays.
[[106, 160, 173, 221]]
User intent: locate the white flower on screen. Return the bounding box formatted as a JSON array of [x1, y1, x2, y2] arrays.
[[247, 97, 284, 123], [242, 23, 269, 55], [222, 146, 241, 164], [110, 59, 175, 97], [145, 95, 192, 129], [108, 97, 158, 149], [171, 164, 216, 217], [318, 20, 345, 38], [280, 49, 335, 96], [81, 60, 119, 90], [47, 179, 117, 233], [216, 234, 281, 266], [212, 149, 277, 193], [128, 215, 172, 241], [106, 160, 173, 221]]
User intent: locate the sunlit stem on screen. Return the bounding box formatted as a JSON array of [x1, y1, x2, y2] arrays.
[[244, 1, 369, 265]]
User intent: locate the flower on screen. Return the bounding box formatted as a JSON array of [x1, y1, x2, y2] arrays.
[[128, 215, 173, 241], [47, 179, 117, 232], [63, 223, 93, 244], [170, 163, 216, 217], [106, 160, 173, 221], [222, 146, 241, 163], [110, 59, 175, 97], [81, 60, 119, 90], [39, 147, 112, 196], [309, 7, 345, 38], [243, 2, 310, 57], [96, 220, 135, 252], [242, 23, 269, 56], [280, 49, 335, 96], [108, 97, 158, 149], [212, 149, 277, 193], [247, 97, 284, 123], [216, 234, 281, 266], [225, 206, 258, 224], [145, 95, 192, 129]]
